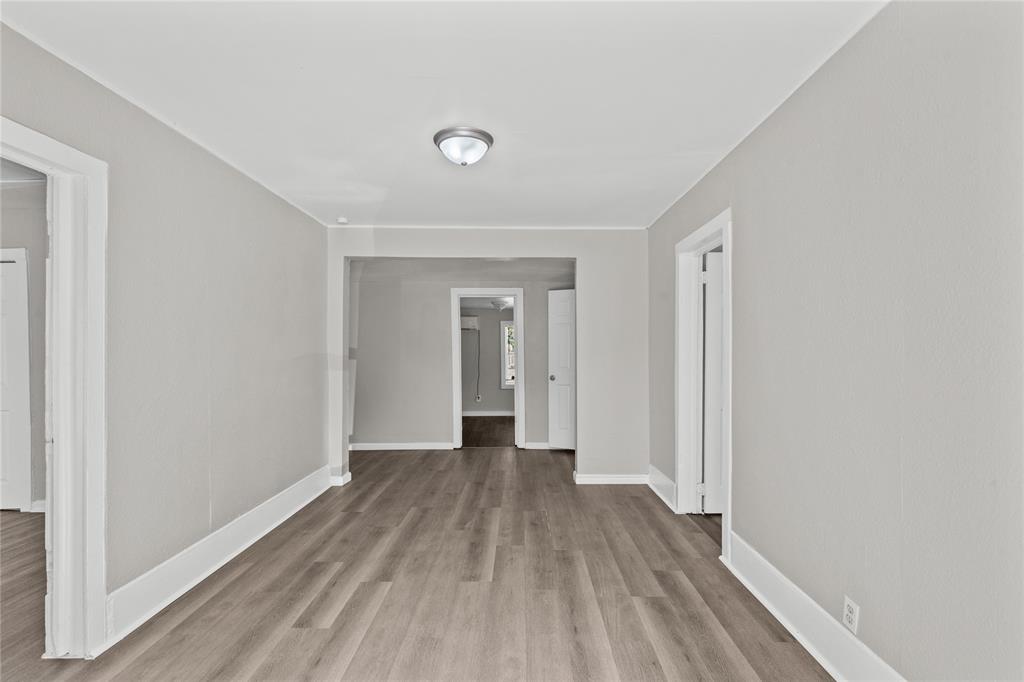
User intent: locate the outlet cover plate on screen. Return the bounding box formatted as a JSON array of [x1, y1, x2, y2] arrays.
[[842, 596, 860, 635]]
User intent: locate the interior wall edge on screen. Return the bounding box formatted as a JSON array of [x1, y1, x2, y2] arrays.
[[0, 21, 331, 230]]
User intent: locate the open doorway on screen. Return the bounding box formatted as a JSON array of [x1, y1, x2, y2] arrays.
[[1, 159, 50, 675], [345, 257, 574, 454], [0, 161, 47, 509], [451, 288, 525, 448], [1, 159, 45, 513], [675, 209, 733, 559], [458, 294, 518, 447], [1, 118, 109, 659]]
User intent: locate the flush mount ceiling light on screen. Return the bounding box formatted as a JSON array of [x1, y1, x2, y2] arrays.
[[433, 126, 494, 166]]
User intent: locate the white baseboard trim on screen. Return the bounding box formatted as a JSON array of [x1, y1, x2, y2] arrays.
[[330, 472, 352, 486], [349, 442, 455, 451], [573, 470, 649, 485], [648, 464, 679, 513], [103, 465, 331, 655], [521, 442, 550, 450], [723, 532, 903, 681], [462, 410, 514, 416], [27, 499, 46, 513]]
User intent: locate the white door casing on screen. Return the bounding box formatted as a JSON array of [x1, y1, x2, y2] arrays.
[[2, 116, 109, 658], [1, 248, 32, 511], [701, 252, 724, 513], [674, 207, 733, 560], [547, 289, 576, 450], [451, 287, 525, 449]]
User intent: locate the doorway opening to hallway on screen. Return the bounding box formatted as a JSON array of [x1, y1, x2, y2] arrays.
[[454, 288, 523, 447], [457, 291, 521, 447], [675, 209, 733, 558], [1, 117, 109, 660]]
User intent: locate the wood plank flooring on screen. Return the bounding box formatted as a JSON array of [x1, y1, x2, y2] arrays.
[[0, 449, 829, 681], [688, 513, 723, 549], [461, 416, 515, 447], [1, 509, 47, 682]]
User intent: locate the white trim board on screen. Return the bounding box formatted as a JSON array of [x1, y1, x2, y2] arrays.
[[521, 442, 550, 450], [723, 532, 904, 682], [330, 472, 352, 487], [573, 471, 649, 485], [462, 410, 514, 417], [0, 178, 47, 187], [648, 464, 679, 513], [102, 466, 331, 657], [349, 442, 455, 451]]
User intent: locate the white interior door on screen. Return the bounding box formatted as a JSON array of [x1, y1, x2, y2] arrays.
[[701, 252, 724, 513], [1, 248, 32, 511], [547, 289, 576, 450]]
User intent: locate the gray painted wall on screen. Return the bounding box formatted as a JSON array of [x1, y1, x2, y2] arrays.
[[0, 182, 47, 502], [2, 25, 328, 591], [331, 232, 648, 478], [647, 3, 1022, 678], [351, 275, 569, 445], [460, 306, 515, 413]]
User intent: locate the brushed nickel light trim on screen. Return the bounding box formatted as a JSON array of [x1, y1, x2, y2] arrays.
[[433, 126, 494, 166]]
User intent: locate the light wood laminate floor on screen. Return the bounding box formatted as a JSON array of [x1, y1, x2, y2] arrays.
[[688, 513, 723, 549], [1, 448, 829, 681]]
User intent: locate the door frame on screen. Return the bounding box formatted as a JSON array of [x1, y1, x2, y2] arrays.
[[1, 248, 32, 511], [2, 117, 109, 658], [674, 208, 733, 561], [450, 287, 525, 448]]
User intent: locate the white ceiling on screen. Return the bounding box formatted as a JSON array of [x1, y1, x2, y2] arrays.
[[2, 1, 882, 228]]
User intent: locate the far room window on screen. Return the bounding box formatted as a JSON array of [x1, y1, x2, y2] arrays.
[[501, 320, 515, 389]]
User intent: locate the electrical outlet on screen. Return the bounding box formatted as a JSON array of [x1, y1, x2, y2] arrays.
[[475, 394, 482, 403], [842, 596, 860, 635]]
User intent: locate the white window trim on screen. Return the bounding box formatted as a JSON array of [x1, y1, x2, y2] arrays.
[[500, 319, 515, 390]]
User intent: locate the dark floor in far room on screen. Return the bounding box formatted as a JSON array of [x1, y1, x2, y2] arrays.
[[462, 415, 514, 447]]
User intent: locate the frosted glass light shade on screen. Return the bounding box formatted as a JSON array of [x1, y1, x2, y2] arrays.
[[433, 127, 493, 166]]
